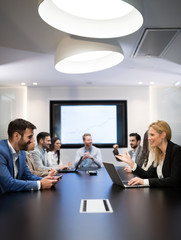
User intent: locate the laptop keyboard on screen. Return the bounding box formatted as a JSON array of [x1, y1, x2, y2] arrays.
[[122, 180, 129, 185]]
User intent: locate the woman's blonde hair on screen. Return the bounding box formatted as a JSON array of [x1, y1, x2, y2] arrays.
[[149, 120, 171, 166]]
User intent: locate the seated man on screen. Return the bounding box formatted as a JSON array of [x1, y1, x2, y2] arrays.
[[128, 133, 143, 166], [74, 133, 102, 169], [113, 133, 144, 167], [31, 132, 57, 173], [26, 138, 57, 177], [0, 119, 59, 194]]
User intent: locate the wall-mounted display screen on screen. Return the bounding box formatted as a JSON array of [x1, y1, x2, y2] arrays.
[[50, 100, 127, 148]]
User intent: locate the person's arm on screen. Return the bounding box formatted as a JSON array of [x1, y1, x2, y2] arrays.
[[40, 175, 60, 189], [91, 148, 102, 167], [26, 153, 49, 177], [133, 163, 157, 179], [22, 162, 42, 181], [148, 147, 181, 187], [0, 154, 39, 193], [115, 152, 135, 168], [116, 152, 157, 186], [131, 145, 181, 187], [31, 150, 52, 170], [26, 160, 49, 177]]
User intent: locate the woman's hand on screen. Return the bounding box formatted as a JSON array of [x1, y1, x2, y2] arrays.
[[128, 177, 144, 186], [59, 162, 72, 170], [48, 168, 57, 176], [124, 166, 132, 173], [115, 152, 134, 168]]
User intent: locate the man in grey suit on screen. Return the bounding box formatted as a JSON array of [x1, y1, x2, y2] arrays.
[[128, 133, 143, 167], [113, 133, 143, 167], [31, 132, 57, 173]]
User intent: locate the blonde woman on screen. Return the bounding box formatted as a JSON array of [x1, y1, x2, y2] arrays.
[[116, 120, 181, 187]]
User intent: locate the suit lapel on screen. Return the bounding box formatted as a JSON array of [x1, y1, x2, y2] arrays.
[[17, 151, 24, 179], [4, 141, 15, 177]]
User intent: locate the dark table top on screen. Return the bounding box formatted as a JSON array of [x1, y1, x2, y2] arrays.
[[1, 167, 181, 240]]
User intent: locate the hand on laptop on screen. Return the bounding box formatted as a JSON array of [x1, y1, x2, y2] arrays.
[[128, 177, 144, 186], [59, 162, 72, 170]]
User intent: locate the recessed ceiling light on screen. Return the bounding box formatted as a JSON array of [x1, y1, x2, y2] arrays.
[[55, 37, 124, 74], [138, 81, 143, 85], [38, 0, 143, 38], [175, 81, 181, 86], [33, 82, 38, 86], [150, 81, 155, 85], [21, 82, 26, 86]]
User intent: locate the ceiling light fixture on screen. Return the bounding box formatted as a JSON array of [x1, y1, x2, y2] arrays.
[[138, 81, 143, 85], [175, 81, 181, 86], [38, 0, 143, 38], [55, 37, 124, 74], [150, 81, 155, 85]]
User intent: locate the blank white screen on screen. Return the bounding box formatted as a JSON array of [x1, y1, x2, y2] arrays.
[[61, 105, 117, 144]]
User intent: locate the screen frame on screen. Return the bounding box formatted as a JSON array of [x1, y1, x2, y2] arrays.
[[50, 100, 127, 148]]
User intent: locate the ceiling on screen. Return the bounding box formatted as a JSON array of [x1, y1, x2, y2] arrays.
[[0, 0, 181, 87]]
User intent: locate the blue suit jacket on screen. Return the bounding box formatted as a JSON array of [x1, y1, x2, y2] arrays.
[[0, 139, 42, 194]]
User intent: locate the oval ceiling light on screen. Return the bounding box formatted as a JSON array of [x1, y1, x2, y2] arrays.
[[38, 0, 143, 38], [55, 37, 124, 74]]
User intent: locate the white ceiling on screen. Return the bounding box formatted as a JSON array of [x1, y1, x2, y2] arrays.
[[0, 0, 181, 87]]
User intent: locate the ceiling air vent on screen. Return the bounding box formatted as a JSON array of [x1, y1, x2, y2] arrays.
[[133, 28, 180, 57]]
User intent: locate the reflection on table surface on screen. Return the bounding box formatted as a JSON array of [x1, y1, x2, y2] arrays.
[[1, 167, 181, 240]]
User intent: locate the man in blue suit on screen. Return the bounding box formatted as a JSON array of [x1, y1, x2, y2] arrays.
[[0, 118, 58, 194]]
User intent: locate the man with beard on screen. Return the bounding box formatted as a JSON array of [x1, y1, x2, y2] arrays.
[[113, 133, 143, 167], [31, 132, 57, 173], [128, 133, 143, 166], [74, 133, 102, 169], [0, 119, 59, 194]]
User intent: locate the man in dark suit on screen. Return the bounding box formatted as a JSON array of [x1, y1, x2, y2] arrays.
[[0, 118, 58, 194]]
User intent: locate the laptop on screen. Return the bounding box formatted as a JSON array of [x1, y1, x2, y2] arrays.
[[103, 162, 148, 188], [59, 157, 83, 173]]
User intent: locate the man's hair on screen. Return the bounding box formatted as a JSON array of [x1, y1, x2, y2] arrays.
[[37, 132, 50, 143], [82, 133, 91, 141], [129, 133, 141, 142], [8, 118, 36, 139]]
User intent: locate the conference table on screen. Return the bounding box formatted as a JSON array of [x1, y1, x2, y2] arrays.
[[1, 166, 181, 240]]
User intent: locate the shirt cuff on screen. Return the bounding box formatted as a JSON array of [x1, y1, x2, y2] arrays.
[[144, 179, 150, 186], [37, 181, 41, 190], [132, 163, 137, 171]]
